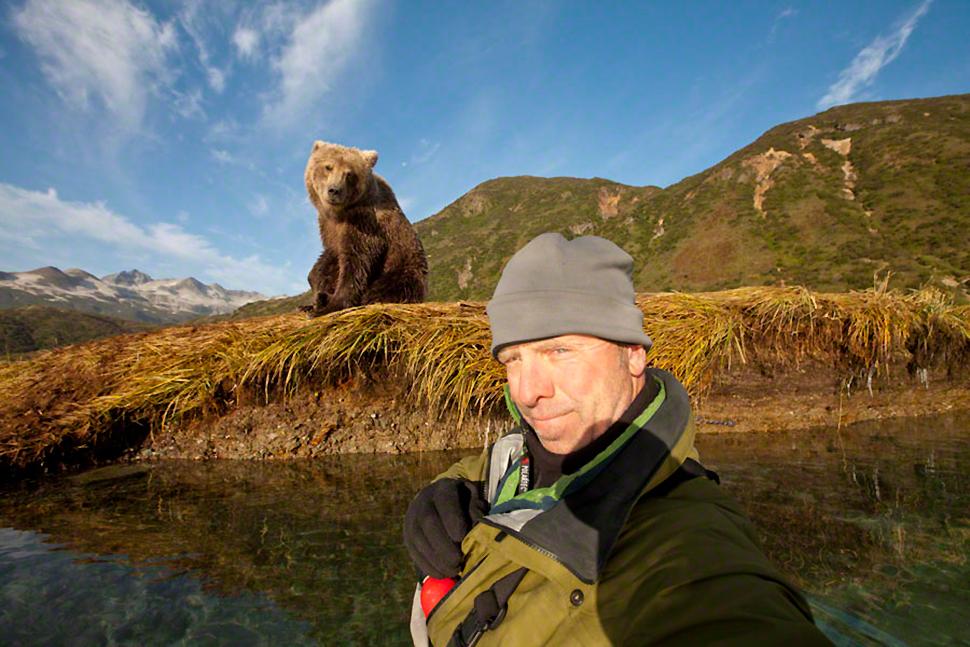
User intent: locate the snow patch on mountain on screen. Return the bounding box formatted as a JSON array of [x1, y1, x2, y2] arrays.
[[0, 267, 267, 323]]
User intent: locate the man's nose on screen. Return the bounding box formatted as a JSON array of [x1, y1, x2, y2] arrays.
[[515, 357, 554, 407]]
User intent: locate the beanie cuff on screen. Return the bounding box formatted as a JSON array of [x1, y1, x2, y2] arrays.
[[487, 292, 653, 357]]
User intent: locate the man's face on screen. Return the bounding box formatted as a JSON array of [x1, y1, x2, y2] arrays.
[[496, 334, 647, 454]]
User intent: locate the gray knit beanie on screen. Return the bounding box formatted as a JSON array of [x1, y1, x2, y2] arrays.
[[486, 233, 652, 357]]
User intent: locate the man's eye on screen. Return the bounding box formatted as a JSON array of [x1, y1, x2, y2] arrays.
[[553, 347, 571, 355]]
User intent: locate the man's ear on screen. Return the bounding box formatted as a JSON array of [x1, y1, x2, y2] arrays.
[[627, 344, 648, 377]]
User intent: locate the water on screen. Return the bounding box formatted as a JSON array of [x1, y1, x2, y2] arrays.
[[698, 414, 969, 646], [0, 413, 967, 646]]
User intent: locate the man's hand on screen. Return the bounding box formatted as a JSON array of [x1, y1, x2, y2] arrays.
[[403, 478, 488, 579]]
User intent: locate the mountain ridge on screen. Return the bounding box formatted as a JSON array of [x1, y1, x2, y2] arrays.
[[415, 93, 970, 301], [0, 267, 266, 324]]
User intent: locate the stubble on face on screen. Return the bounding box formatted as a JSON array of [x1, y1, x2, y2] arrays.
[[498, 335, 647, 454]]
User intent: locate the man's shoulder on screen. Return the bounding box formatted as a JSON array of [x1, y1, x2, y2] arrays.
[[602, 476, 823, 644], [608, 476, 769, 578], [629, 475, 751, 536]]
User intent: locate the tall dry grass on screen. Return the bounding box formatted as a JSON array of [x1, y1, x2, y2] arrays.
[[1, 287, 967, 474]]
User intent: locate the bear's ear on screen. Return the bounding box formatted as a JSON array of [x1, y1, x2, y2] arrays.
[[312, 140, 326, 152], [361, 150, 378, 168]]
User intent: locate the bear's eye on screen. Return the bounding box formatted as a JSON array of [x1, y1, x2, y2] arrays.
[[325, 164, 333, 171], [346, 172, 357, 185]]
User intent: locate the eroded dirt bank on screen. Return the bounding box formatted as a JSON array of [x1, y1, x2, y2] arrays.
[[132, 364, 970, 462]]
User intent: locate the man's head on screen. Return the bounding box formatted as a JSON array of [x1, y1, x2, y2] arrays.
[[486, 233, 652, 454]]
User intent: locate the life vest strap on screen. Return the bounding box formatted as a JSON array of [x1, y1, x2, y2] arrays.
[[446, 567, 528, 647]]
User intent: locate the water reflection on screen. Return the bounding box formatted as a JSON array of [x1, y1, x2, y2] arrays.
[[0, 453, 459, 646], [0, 527, 316, 645], [697, 413, 969, 645], [0, 414, 967, 645]]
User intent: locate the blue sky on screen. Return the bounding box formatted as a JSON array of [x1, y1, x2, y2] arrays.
[[0, 0, 967, 296]]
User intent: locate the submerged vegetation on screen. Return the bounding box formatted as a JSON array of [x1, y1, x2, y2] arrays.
[[1, 286, 968, 478]]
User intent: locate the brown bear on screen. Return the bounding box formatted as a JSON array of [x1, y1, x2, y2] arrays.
[[302, 140, 428, 317]]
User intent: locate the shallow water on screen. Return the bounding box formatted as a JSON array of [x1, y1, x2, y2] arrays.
[[0, 413, 967, 646]]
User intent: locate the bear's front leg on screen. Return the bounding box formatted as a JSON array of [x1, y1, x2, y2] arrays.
[[304, 250, 338, 317], [300, 290, 330, 315], [316, 241, 381, 315]]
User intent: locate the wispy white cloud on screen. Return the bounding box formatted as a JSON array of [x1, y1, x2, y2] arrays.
[[412, 139, 441, 165], [768, 7, 797, 41], [0, 182, 297, 294], [232, 1, 292, 64], [173, 89, 205, 119], [238, 1, 292, 61], [248, 193, 269, 217], [206, 119, 241, 145], [178, 0, 229, 94], [264, 0, 376, 127], [207, 67, 226, 93], [233, 26, 259, 60], [211, 148, 236, 164], [817, 0, 932, 110], [400, 139, 442, 168], [12, 0, 177, 131]]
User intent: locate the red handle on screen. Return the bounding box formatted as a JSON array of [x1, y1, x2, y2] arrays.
[[420, 576, 458, 616]]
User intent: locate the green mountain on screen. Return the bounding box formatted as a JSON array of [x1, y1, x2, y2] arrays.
[[0, 305, 154, 355], [198, 294, 309, 323], [416, 94, 970, 300]]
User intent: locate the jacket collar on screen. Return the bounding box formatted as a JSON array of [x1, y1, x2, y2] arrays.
[[485, 368, 695, 583]]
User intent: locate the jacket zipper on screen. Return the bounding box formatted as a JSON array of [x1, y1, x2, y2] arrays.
[[480, 519, 595, 585]]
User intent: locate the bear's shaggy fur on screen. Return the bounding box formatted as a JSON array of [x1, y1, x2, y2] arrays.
[[302, 141, 428, 317]]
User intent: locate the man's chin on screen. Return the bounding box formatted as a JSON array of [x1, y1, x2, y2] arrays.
[[527, 417, 573, 447], [527, 415, 564, 429]]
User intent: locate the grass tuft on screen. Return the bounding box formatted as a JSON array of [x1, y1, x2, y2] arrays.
[[1, 286, 967, 474]]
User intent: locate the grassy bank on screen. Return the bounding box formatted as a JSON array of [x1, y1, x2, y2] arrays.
[[1, 286, 968, 478]]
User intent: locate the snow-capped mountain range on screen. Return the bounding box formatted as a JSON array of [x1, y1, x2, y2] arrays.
[[0, 267, 267, 323]]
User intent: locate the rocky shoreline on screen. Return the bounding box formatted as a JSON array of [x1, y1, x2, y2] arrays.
[[4, 290, 967, 480], [130, 365, 970, 463]]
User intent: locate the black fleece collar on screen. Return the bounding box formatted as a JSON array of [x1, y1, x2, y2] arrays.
[[524, 377, 661, 488], [487, 368, 693, 583]]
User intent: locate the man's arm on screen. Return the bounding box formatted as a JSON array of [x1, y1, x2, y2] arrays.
[[403, 449, 490, 579], [434, 449, 489, 483], [600, 477, 831, 645]]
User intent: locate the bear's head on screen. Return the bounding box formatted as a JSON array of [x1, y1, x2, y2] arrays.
[[305, 140, 379, 209]]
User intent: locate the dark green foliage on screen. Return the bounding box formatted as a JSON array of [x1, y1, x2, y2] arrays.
[[0, 306, 154, 355], [412, 94, 970, 300]]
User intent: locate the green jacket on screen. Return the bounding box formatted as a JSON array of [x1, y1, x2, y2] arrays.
[[415, 369, 830, 646]]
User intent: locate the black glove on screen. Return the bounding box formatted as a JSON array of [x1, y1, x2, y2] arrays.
[[403, 478, 488, 579]]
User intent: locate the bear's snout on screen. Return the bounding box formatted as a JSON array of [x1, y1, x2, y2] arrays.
[[326, 184, 347, 204]]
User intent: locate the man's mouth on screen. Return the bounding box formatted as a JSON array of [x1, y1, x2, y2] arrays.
[[527, 412, 568, 424]]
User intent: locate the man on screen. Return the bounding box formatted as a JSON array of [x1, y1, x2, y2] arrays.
[[404, 233, 830, 646]]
